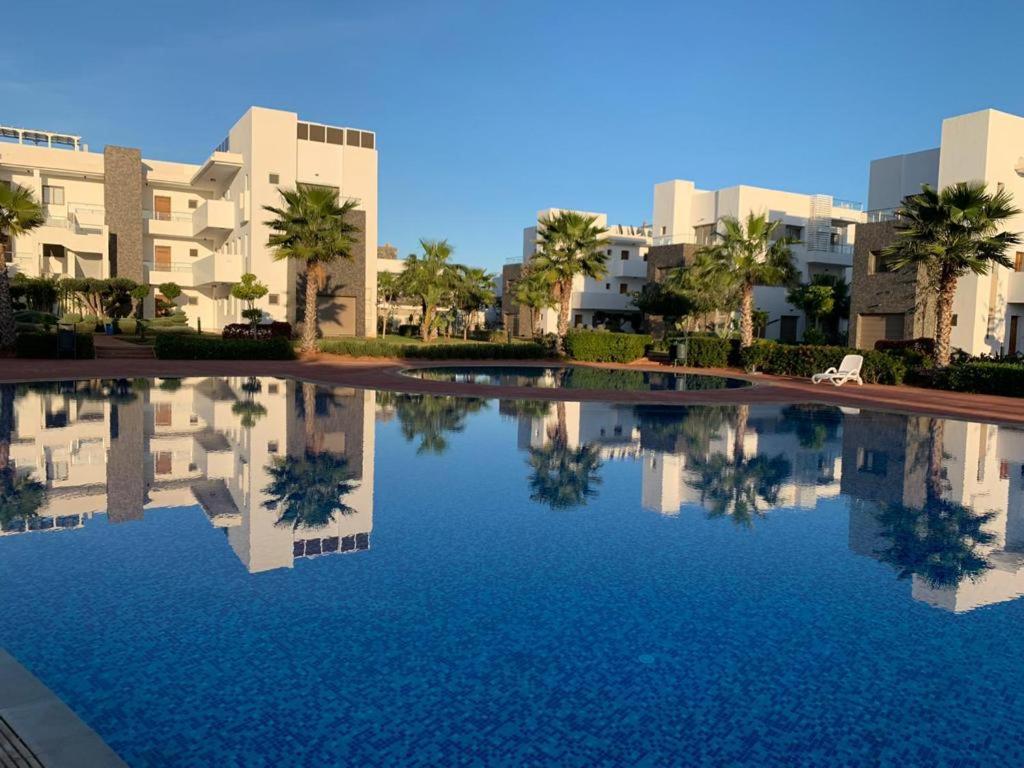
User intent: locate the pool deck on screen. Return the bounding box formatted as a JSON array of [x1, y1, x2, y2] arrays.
[[1, 355, 1021, 426], [0, 650, 127, 768]]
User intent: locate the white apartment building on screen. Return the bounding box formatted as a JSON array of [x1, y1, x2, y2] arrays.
[[650, 180, 865, 342], [0, 107, 378, 336], [506, 209, 651, 336], [851, 109, 1024, 355]]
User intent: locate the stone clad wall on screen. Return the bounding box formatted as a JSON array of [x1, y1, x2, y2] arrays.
[[103, 147, 144, 281], [314, 209, 368, 337]]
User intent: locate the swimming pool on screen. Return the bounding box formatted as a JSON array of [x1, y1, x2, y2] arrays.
[[403, 364, 751, 391], [1, 377, 1023, 766]]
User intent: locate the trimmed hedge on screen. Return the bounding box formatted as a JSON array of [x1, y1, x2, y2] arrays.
[[222, 322, 292, 340], [16, 331, 95, 359], [918, 362, 1024, 397], [874, 337, 936, 355], [684, 336, 731, 368], [155, 334, 295, 360], [565, 330, 652, 363], [318, 339, 550, 360], [14, 310, 59, 326], [738, 341, 906, 385]]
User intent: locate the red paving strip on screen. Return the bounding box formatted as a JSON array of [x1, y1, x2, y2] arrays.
[[1, 354, 1022, 426]]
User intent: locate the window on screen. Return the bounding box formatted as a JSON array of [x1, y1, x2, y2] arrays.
[[606, 249, 612, 256], [1015, 252, 1024, 272], [619, 283, 628, 294], [621, 249, 629, 260], [153, 195, 171, 220], [857, 448, 888, 476], [308, 124, 326, 142], [268, 294, 279, 305], [361, 132, 375, 149], [326, 127, 344, 145], [868, 250, 896, 274], [661, 226, 667, 236], [605, 283, 611, 290], [1000, 461, 1010, 480], [189, 248, 199, 258], [297, 123, 308, 140], [268, 383, 279, 394], [268, 441, 279, 454], [346, 130, 361, 147], [153, 451, 173, 475], [188, 296, 198, 306], [42, 185, 64, 205], [154, 245, 172, 269], [268, 173, 279, 184], [189, 414, 199, 425], [694, 223, 715, 246], [155, 403, 173, 427], [951, 314, 958, 327], [784, 225, 803, 241], [188, 199, 198, 209]]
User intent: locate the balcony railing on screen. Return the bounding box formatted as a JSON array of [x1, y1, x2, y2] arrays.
[[144, 260, 194, 273], [866, 208, 900, 223], [806, 242, 854, 256], [144, 210, 193, 223], [832, 198, 864, 212], [652, 233, 699, 247]]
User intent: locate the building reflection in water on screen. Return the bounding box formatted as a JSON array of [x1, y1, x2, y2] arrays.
[[0, 378, 374, 574], [2, 380, 1023, 612]]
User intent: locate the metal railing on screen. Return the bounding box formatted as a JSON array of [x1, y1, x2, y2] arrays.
[[651, 233, 699, 247], [832, 198, 864, 212], [144, 260, 194, 273], [143, 210, 193, 222]]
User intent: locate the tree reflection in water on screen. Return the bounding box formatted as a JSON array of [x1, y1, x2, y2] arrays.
[[263, 450, 359, 530], [377, 392, 488, 455], [526, 401, 603, 510], [874, 417, 997, 589], [0, 383, 45, 530]]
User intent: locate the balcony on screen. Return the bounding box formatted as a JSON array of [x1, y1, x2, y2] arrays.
[[144, 259, 196, 288], [190, 151, 243, 195], [608, 258, 649, 278], [802, 241, 855, 268], [576, 290, 636, 312], [144, 209, 193, 239], [192, 199, 234, 240], [192, 252, 242, 286], [38, 210, 108, 254]]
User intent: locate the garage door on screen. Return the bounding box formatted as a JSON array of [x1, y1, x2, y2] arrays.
[[317, 295, 357, 337], [858, 313, 905, 349]]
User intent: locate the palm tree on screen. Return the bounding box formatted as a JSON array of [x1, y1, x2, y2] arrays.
[[882, 182, 1021, 366], [264, 185, 361, 353], [376, 271, 402, 337], [452, 265, 496, 340], [513, 265, 557, 337], [0, 183, 45, 354], [263, 450, 358, 530], [688, 214, 798, 347], [664, 253, 740, 334], [530, 211, 608, 350], [400, 239, 459, 342]]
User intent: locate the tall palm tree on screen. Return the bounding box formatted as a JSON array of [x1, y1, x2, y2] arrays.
[[264, 185, 361, 353], [376, 271, 402, 337], [400, 239, 458, 342], [0, 183, 45, 354], [530, 211, 608, 350], [882, 182, 1021, 366], [452, 265, 496, 340], [513, 265, 558, 338], [689, 213, 798, 347]]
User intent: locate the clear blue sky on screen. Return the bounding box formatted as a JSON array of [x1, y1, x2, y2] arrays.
[[4, 0, 1022, 271]]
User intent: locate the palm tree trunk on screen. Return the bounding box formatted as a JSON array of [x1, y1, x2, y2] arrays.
[[302, 382, 320, 455], [0, 265, 16, 354], [557, 280, 571, 352], [302, 264, 320, 354], [422, 304, 436, 342], [739, 282, 754, 348], [733, 404, 749, 464], [926, 416, 945, 504], [934, 273, 957, 367]]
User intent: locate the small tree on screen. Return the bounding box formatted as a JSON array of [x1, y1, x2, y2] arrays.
[[0, 183, 45, 353], [399, 239, 459, 342], [377, 271, 402, 337], [230, 272, 269, 327], [130, 283, 150, 319], [158, 282, 182, 303], [452, 266, 496, 339], [514, 265, 558, 337]]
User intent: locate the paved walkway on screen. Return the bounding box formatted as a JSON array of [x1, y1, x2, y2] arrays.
[[0, 355, 1021, 425]]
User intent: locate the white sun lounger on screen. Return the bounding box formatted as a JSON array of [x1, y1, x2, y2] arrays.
[[811, 354, 864, 386]]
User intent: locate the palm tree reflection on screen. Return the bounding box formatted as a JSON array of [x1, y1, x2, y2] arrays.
[[377, 392, 488, 455], [263, 450, 358, 530], [0, 383, 45, 530], [526, 401, 603, 510]]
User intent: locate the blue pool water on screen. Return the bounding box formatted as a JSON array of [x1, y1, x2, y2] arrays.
[[1, 378, 1023, 766], [403, 365, 751, 391]]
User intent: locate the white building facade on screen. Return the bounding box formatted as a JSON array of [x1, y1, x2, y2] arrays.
[[0, 107, 378, 336], [651, 180, 865, 342]]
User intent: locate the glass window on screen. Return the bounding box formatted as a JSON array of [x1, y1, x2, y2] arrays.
[[619, 283, 628, 294], [269, 294, 279, 305], [621, 249, 629, 260], [297, 123, 308, 140], [42, 185, 64, 205], [308, 124, 326, 142], [189, 248, 198, 258], [188, 199, 198, 209], [269, 173, 279, 184], [361, 132, 375, 149], [346, 130, 360, 147], [326, 127, 344, 145]]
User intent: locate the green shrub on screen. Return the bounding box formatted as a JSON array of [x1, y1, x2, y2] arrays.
[[154, 334, 294, 360], [919, 362, 1024, 397], [318, 339, 549, 360], [16, 331, 94, 359], [683, 336, 731, 368], [14, 310, 58, 326], [150, 310, 189, 327], [738, 341, 906, 385], [565, 330, 651, 363], [59, 313, 83, 324]]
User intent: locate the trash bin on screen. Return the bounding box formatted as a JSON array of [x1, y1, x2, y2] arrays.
[[57, 323, 77, 359], [673, 338, 689, 367], [104, 321, 114, 335]]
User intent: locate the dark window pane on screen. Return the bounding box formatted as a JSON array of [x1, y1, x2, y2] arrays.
[[346, 130, 360, 146], [361, 132, 375, 149], [296, 123, 308, 140], [308, 124, 325, 142], [326, 127, 344, 145]]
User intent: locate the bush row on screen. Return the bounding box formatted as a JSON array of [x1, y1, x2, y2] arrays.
[[916, 362, 1024, 397], [318, 339, 550, 360], [565, 330, 652, 363], [16, 331, 95, 359], [737, 341, 906, 385], [222, 322, 292, 340], [154, 335, 295, 360]]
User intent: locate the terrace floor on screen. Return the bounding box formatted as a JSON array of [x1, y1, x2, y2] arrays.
[[0, 355, 1020, 426]]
